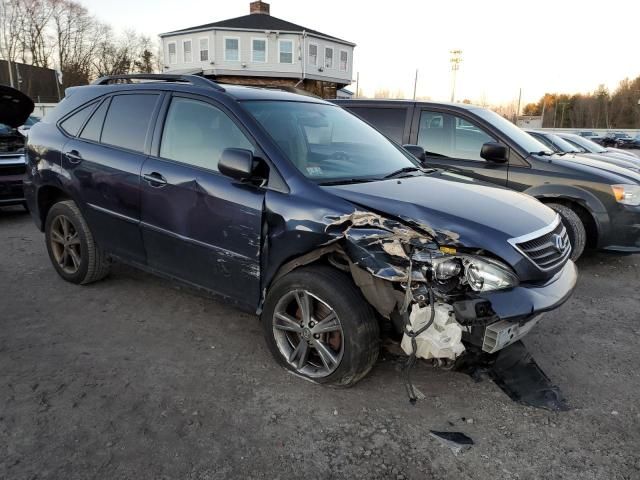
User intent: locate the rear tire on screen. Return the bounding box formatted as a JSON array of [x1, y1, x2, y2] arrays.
[[45, 200, 110, 284], [547, 202, 586, 261], [261, 265, 379, 387]]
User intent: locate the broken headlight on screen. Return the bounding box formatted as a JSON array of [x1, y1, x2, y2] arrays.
[[415, 252, 518, 292]]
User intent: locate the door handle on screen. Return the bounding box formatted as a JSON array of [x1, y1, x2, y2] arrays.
[[143, 172, 168, 187], [65, 150, 82, 164]]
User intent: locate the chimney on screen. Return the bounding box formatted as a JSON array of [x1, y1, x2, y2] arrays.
[[249, 1, 270, 14]]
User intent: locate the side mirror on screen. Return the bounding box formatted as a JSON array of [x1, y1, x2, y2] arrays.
[[219, 148, 257, 181], [403, 144, 426, 161], [480, 142, 508, 163]]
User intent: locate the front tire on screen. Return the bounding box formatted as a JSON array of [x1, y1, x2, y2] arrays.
[[261, 265, 379, 387], [45, 200, 110, 284], [547, 202, 586, 261]]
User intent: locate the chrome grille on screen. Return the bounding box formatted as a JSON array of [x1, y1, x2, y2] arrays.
[[509, 216, 572, 271]]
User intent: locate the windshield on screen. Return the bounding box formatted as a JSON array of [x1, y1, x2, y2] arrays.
[[242, 101, 418, 183], [545, 133, 584, 153], [472, 108, 552, 154], [562, 134, 606, 153]]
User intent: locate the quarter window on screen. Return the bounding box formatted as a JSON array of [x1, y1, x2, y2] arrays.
[[339, 50, 348, 71], [101, 94, 159, 153], [183, 40, 192, 63], [199, 38, 209, 62], [168, 42, 177, 64], [308, 44, 318, 66], [279, 40, 293, 63], [60, 103, 96, 136], [417, 111, 496, 161], [225, 38, 240, 61], [79, 99, 110, 142], [324, 47, 333, 69], [160, 97, 254, 171], [252, 38, 267, 62]]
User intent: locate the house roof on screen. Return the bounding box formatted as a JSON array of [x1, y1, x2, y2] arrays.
[[160, 13, 355, 46]]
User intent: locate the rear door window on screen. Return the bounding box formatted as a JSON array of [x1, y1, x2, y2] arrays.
[[346, 107, 407, 143], [418, 110, 495, 161], [101, 94, 159, 153]]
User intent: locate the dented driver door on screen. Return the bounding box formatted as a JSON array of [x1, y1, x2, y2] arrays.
[[139, 94, 264, 307]]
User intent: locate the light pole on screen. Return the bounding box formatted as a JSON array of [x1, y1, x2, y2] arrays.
[[450, 49, 462, 103]]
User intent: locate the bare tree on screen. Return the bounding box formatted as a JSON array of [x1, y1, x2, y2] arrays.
[[18, 0, 55, 67]]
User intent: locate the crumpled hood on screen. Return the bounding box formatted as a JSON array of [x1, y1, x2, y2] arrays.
[[0, 85, 34, 128], [324, 175, 556, 252]]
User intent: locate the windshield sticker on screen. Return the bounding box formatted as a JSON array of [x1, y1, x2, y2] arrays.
[[306, 166, 323, 177]]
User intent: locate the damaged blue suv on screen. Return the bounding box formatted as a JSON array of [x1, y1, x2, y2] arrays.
[[23, 75, 577, 386]]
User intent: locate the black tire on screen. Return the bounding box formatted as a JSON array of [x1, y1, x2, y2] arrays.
[[547, 202, 586, 261], [44, 200, 110, 284], [261, 265, 379, 387]]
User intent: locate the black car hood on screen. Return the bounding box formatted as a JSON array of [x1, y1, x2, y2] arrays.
[[0, 85, 34, 128], [324, 175, 556, 251], [542, 153, 640, 184], [580, 152, 640, 170]]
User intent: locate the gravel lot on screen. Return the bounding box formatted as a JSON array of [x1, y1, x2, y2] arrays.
[[1, 206, 639, 480]]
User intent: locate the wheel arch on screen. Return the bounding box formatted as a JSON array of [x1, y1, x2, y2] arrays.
[[36, 184, 73, 231], [525, 184, 608, 249]]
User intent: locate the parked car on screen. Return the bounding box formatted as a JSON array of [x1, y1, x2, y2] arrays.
[[0, 85, 33, 209], [577, 130, 603, 143], [556, 132, 640, 163], [526, 130, 640, 172], [601, 132, 635, 148], [628, 134, 640, 149], [17, 115, 41, 137], [334, 99, 640, 259], [22, 74, 577, 387]]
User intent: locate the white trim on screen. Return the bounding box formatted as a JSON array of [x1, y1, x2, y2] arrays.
[[198, 37, 209, 62], [308, 42, 318, 66], [339, 49, 348, 72], [160, 28, 356, 47], [324, 46, 334, 69], [251, 37, 268, 63], [182, 39, 193, 63], [167, 41, 177, 64], [224, 36, 240, 62], [278, 39, 294, 64]]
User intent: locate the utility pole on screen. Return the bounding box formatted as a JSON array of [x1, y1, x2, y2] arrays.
[[413, 69, 418, 100], [450, 49, 462, 103], [515, 88, 522, 123], [355, 71, 359, 99]]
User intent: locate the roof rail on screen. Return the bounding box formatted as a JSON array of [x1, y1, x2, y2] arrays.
[[91, 74, 225, 91]]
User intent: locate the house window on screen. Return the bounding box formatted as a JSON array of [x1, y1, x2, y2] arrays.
[[279, 39, 293, 64], [199, 38, 209, 62], [168, 42, 177, 64], [324, 47, 333, 69], [339, 50, 348, 71], [308, 43, 318, 66], [252, 38, 267, 62], [225, 37, 240, 61], [183, 40, 192, 63]]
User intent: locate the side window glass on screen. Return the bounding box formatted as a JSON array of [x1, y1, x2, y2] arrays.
[[101, 94, 159, 153], [418, 111, 495, 161], [348, 107, 406, 143], [79, 99, 109, 142], [60, 102, 96, 136], [160, 97, 254, 171]]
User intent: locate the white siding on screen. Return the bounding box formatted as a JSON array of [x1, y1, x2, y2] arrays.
[[161, 29, 354, 84]]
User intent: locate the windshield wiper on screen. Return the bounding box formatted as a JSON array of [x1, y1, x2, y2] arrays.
[[318, 177, 380, 186], [383, 166, 435, 179]]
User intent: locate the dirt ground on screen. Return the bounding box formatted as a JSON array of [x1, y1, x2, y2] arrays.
[[1, 206, 639, 480]]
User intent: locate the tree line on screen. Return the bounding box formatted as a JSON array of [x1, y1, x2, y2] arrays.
[[523, 76, 640, 129], [0, 0, 158, 89]]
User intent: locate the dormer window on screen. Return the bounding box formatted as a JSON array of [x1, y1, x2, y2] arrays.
[[308, 44, 318, 66], [279, 40, 293, 64], [225, 37, 240, 61], [325, 47, 333, 69]]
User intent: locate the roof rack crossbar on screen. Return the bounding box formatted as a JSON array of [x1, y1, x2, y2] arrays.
[[92, 74, 225, 91]]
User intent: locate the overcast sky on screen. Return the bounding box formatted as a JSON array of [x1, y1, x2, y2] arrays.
[[80, 0, 640, 106]]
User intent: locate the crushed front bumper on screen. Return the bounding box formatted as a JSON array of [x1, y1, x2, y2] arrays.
[[454, 260, 577, 352]]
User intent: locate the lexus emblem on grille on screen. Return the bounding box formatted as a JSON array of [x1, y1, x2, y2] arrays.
[[552, 234, 564, 253]]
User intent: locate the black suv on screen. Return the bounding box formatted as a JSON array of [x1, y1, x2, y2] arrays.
[[0, 85, 33, 208], [23, 75, 576, 387], [335, 100, 640, 258]]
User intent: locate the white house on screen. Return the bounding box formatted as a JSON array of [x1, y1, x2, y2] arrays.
[[159, 1, 355, 98]]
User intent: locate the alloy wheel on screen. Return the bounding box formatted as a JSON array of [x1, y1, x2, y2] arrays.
[[49, 215, 82, 275]]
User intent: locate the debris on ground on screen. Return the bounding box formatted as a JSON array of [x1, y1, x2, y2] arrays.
[[429, 431, 474, 456]]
